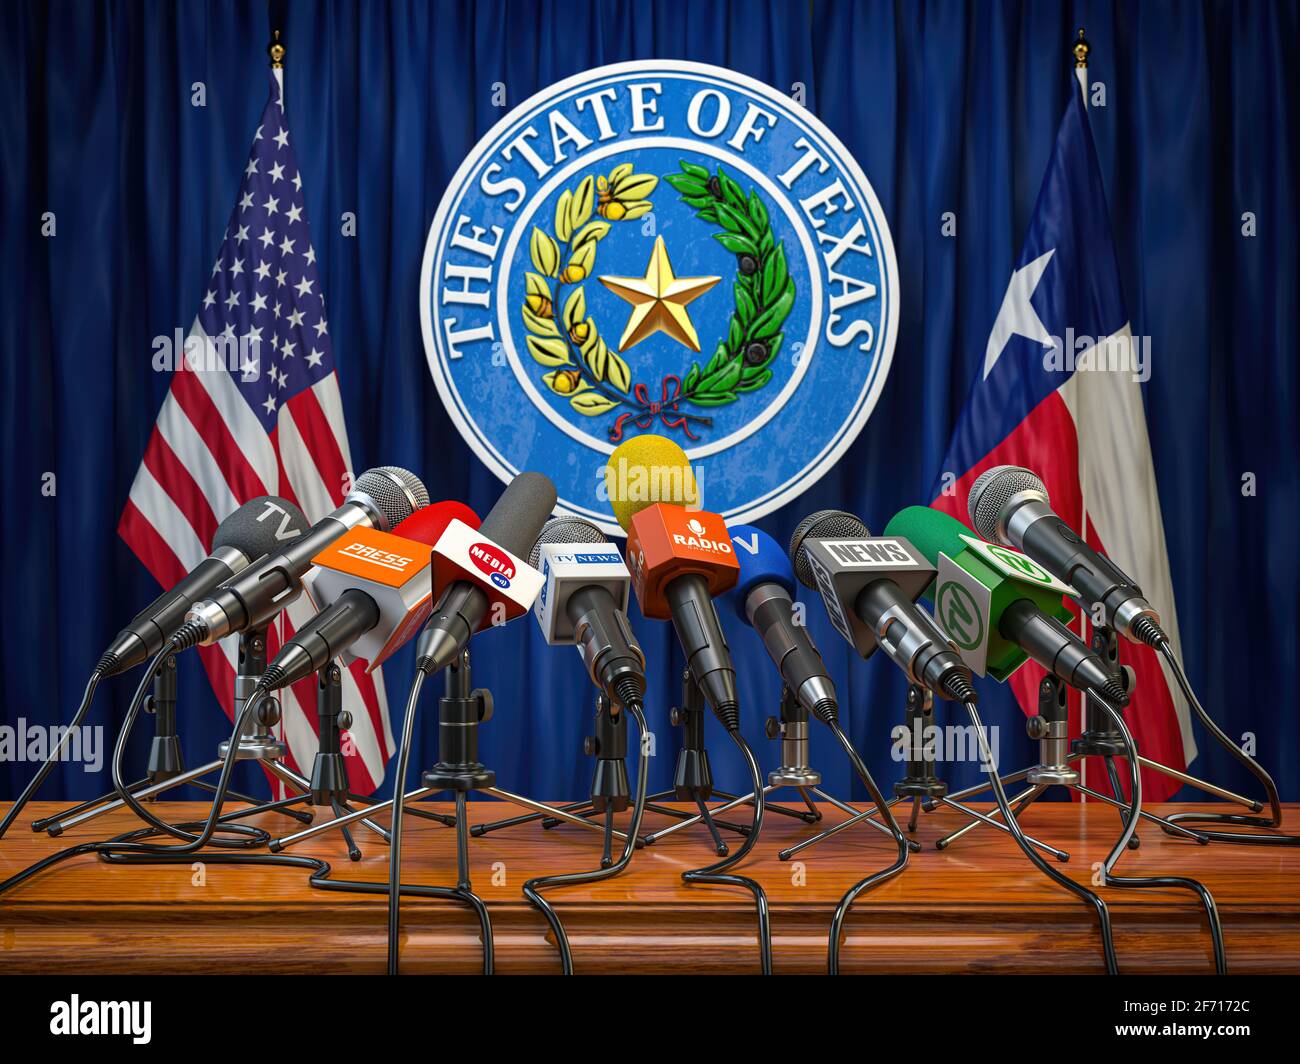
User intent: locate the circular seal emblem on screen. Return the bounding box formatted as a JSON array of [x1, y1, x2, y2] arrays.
[[421, 61, 899, 533]]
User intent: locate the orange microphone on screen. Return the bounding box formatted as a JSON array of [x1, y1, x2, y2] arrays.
[[608, 435, 741, 730], [261, 501, 481, 691]]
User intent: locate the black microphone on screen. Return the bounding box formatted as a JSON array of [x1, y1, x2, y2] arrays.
[[415, 472, 557, 675], [179, 466, 428, 647], [100, 495, 309, 676], [727, 523, 839, 723], [530, 516, 646, 713], [967, 465, 1163, 645], [789, 510, 976, 703]]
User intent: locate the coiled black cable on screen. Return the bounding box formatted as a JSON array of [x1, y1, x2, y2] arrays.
[[1135, 630, 1299, 846], [961, 699, 1120, 974], [0, 648, 267, 898], [522, 701, 651, 974], [1085, 693, 1227, 973], [820, 712, 911, 975], [680, 720, 773, 975], [95, 830, 494, 975], [380, 666, 495, 976]]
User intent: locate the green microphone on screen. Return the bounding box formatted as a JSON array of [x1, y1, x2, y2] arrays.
[[884, 506, 1127, 704]]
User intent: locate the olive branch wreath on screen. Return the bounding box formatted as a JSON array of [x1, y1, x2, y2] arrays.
[[519, 160, 793, 440], [665, 161, 794, 408]]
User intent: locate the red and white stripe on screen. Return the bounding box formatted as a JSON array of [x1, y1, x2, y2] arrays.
[[119, 319, 392, 794], [936, 329, 1194, 800]]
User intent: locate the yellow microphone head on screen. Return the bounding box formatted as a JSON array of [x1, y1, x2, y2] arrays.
[[605, 434, 700, 531]]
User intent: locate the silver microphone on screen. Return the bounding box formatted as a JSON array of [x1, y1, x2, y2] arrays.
[[182, 466, 429, 646]]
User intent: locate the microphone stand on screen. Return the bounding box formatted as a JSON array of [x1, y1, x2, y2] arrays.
[[272, 648, 634, 852], [471, 695, 645, 867], [34, 629, 392, 850], [933, 629, 1225, 854], [780, 685, 1065, 861], [634, 674, 812, 851], [474, 669, 760, 851]]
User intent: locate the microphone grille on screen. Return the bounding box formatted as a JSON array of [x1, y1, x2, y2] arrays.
[[788, 509, 871, 588], [968, 465, 1047, 542], [351, 466, 430, 530], [528, 516, 608, 568]]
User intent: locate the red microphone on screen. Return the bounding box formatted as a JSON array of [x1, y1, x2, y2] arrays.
[[261, 501, 481, 691]]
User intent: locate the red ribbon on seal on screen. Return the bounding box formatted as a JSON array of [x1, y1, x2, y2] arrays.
[[608, 374, 701, 442]]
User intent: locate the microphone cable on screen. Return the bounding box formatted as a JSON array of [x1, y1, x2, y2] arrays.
[[814, 703, 912, 975], [0, 645, 268, 898], [680, 709, 773, 975], [1137, 628, 1300, 846], [960, 697, 1120, 974], [0, 668, 103, 840], [379, 663, 495, 976], [1084, 692, 1227, 973], [521, 700, 651, 974]]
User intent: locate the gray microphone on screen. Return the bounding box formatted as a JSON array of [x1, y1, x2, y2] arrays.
[[789, 510, 976, 702], [529, 516, 645, 712], [968, 465, 1162, 644], [100, 496, 310, 676], [180, 467, 429, 647], [415, 472, 557, 675]]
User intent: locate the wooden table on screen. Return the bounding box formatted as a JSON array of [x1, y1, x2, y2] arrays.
[[1, 799, 1296, 974]]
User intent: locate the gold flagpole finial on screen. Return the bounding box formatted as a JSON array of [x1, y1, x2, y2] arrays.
[[1073, 27, 1090, 69], [268, 29, 286, 69]]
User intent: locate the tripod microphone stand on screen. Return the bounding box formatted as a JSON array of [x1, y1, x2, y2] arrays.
[[631, 672, 816, 853], [768, 684, 1068, 862], [469, 694, 646, 867], [933, 628, 1229, 854], [33, 629, 319, 837], [34, 630, 398, 853]]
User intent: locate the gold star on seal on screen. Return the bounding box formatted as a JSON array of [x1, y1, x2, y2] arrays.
[[598, 236, 720, 353]]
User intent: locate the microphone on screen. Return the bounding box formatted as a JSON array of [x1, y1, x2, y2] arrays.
[[261, 502, 481, 692], [531, 516, 646, 713], [788, 510, 975, 703], [607, 434, 741, 729], [180, 466, 429, 648], [885, 506, 1129, 704], [99, 495, 309, 676], [414, 472, 556, 675], [726, 524, 839, 724], [968, 465, 1163, 645]]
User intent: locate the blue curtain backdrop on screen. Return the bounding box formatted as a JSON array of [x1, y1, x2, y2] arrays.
[[2, 0, 1296, 809]]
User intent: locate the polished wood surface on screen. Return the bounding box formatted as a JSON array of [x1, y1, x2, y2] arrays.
[[1, 798, 1297, 974]]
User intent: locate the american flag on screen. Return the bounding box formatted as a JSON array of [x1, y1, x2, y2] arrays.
[[118, 71, 394, 793]]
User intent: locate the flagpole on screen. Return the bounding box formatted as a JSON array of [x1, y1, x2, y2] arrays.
[[269, 28, 286, 92], [1073, 28, 1090, 102], [267, 27, 286, 795], [1073, 27, 1091, 796]]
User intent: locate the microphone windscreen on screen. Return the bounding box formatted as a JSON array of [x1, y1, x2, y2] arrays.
[[528, 515, 607, 568], [788, 509, 871, 588], [883, 506, 971, 567], [212, 496, 310, 560], [606, 433, 700, 531], [394, 501, 481, 547], [727, 524, 795, 620], [967, 465, 1047, 541], [478, 472, 557, 559], [351, 466, 430, 530]]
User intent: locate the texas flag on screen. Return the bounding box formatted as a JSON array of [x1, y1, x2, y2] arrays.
[[932, 77, 1194, 800]]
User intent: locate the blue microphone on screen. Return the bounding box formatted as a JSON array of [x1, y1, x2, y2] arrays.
[[728, 524, 839, 723]]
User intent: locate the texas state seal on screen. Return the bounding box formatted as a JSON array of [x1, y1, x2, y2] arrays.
[[421, 61, 898, 533]]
